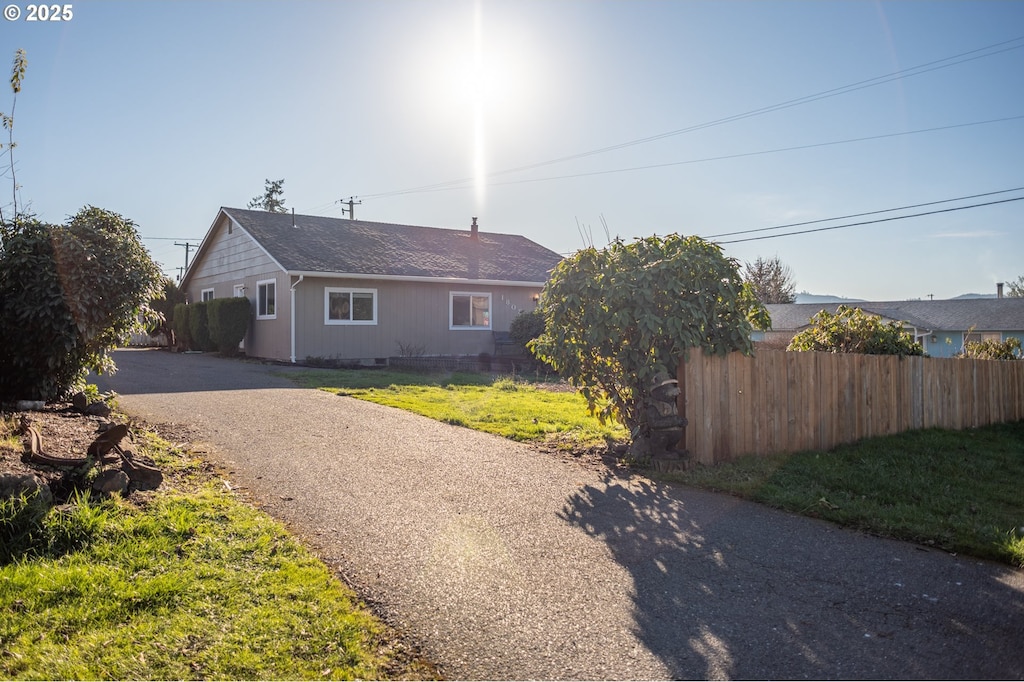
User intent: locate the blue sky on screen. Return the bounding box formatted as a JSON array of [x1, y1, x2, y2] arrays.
[[3, 0, 1022, 300]]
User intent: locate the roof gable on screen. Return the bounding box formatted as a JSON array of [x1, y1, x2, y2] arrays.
[[220, 208, 562, 283]]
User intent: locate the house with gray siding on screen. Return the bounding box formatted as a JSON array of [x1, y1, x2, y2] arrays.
[[758, 299, 1024, 357], [180, 208, 562, 364]]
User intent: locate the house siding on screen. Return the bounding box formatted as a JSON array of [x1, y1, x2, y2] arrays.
[[185, 215, 291, 360], [292, 277, 539, 362]]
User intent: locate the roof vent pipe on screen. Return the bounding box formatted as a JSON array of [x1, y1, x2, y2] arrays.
[[292, 207, 296, 229], [997, 282, 1004, 299], [471, 216, 478, 239]]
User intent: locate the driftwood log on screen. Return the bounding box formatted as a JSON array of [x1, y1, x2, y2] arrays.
[[21, 421, 162, 491]]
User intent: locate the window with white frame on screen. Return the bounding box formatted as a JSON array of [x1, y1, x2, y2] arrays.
[[257, 279, 276, 319], [964, 330, 1001, 345], [325, 287, 377, 325], [201, 288, 214, 302], [450, 292, 491, 330]]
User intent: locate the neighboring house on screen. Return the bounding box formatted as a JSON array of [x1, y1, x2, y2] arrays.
[[179, 208, 562, 363], [757, 299, 1024, 357]]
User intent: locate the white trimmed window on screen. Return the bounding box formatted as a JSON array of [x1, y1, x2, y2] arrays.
[[964, 331, 1001, 344], [201, 288, 215, 302], [450, 292, 491, 330], [325, 287, 377, 325], [257, 279, 276, 319]]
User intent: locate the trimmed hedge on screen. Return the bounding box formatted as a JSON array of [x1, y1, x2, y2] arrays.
[[187, 301, 215, 352], [208, 297, 251, 355], [172, 303, 192, 350]]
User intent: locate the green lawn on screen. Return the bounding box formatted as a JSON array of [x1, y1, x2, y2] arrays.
[[287, 368, 626, 447], [664, 421, 1024, 567], [0, 427, 433, 680]]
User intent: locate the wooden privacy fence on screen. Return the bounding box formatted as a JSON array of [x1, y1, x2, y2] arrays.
[[677, 348, 1024, 465]]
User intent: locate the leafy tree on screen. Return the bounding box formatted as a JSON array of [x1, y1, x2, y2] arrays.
[[743, 255, 796, 304], [530, 234, 768, 452], [959, 337, 1022, 360], [208, 297, 251, 355], [0, 207, 165, 401], [787, 306, 924, 356], [1006, 276, 1024, 298], [247, 178, 287, 213]]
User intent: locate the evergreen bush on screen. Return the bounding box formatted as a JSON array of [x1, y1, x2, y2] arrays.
[[172, 303, 192, 350], [188, 301, 215, 352], [208, 297, 251, 355]]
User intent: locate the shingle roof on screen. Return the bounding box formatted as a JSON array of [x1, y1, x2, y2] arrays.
[[222, 207, 562, 283], [766, 299, 1024, 332]]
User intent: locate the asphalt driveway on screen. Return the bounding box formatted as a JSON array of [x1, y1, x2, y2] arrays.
[[96, 349, 1024, 680]]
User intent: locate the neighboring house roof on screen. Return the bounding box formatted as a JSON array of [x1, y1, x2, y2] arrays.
[[184, 207, 563, 286], [765, 299, 1024, 333]]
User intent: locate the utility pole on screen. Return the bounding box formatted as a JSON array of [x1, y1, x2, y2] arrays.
[[339, 196, 361, 220], [174, 241, 200, 276], [176, 266, 185, 282]]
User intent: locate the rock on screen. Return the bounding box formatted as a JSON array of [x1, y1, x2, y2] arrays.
[[71, 391, 89, 413], [14, 400, 44, 411], [84, 401, 112, 418], [93, 469, 129, 495], [121, 453, 163, 490], [0, 473, 54, 505]]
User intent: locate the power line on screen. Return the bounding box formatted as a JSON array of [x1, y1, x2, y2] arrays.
[[704, 186, 1024, 239], [354, 34, 1024, 201], [715, 196, 1024, 244], [457, 116, 1024, 191], [316, 115, 1023, 198]]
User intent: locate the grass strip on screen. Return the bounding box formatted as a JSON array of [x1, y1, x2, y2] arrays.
[[664, 421, 1024, 567], [288, 368, 626, 447]]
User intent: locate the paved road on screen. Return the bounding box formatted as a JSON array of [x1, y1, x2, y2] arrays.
[[97, 349, 1024, 680]]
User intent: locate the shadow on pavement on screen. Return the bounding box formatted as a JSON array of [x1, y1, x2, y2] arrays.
[[95, 348, 304, 395], [560, 473, 1024, 679]]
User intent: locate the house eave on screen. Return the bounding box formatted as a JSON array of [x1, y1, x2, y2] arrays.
[[180, 208, 288, 289], [286, 270, 547, 288]]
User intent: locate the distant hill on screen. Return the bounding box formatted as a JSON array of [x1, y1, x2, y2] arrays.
[[794, 292, 865, 304], [792, 292, 1002, 303], [951, 293, 998, 300]]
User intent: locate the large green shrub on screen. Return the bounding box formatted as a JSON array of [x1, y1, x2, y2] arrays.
[[0, 208, 164, 401], [787, 306, 924, 356], [530, 234, 768, 448], [188, 301, 215, 352], [509, 308, 545, 350], [208, 297, 251, 355], [172, 303, 192, 350]]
